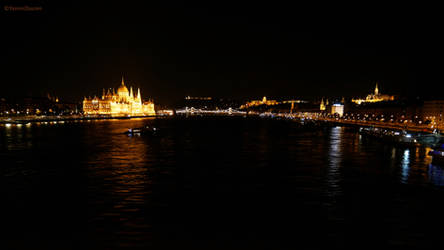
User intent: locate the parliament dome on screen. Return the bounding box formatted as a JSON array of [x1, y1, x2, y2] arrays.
[[118, 85, 128, 93], [117, 77, 129, 95]]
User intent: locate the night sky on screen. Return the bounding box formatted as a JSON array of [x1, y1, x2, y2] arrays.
[[1, 1, 438, 105]]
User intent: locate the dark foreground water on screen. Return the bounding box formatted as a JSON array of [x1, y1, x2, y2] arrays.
[[1, 117, 443, 249]]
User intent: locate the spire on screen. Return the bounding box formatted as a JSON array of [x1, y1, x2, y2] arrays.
[[374, 82, 379, 95], [320, 98, 325, 111], [130, 87, 134, 98], [102, 88, 105, 99], [137, 88, 141, 100], [121, 76, 125, 86]]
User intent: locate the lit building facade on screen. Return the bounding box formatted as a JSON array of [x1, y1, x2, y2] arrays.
[[240, 96, 279, 109], [83, 77, 155, 116], [331, 103, 344, 117], [0, 96, 79, 116], [352, 83, 395, 105], [423, 100, 444, 130]]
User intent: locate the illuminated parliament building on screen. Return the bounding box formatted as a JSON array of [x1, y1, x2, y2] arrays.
[[83, 77, 155, 116]]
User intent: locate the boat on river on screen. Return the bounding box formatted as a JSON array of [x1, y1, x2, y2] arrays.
[[358, 127, 419, 147], [124, 126, 159, 136], [428, 144, 444, 166]]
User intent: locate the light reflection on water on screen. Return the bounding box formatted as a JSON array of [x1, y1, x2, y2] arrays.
[[327, 126, 343, 200], [428, 164, 444, 186], [1, 119, 442, 188], [87, 131, 154, 246], [401, 149, 410, 184], [1, 118, 444, 249]]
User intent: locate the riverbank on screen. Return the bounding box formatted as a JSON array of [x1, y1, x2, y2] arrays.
[[0, 114, 158, 124]]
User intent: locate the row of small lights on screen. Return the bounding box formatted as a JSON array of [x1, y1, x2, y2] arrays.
[[307, 113, 437, 124], [0, 120, 101, 128], [253, 112, 440, 128], [1, 110, 79, 115]]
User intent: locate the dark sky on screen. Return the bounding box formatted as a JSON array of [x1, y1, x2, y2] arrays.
[[1, 1, 439, 105]]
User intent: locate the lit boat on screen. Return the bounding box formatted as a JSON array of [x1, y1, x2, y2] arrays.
[[428, 144, 444, 165], [125, 126, 158, 136], [358, 127, 419, 147]]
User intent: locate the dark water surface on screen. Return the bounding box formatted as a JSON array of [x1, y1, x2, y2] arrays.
[[1, 117, 443, 249]]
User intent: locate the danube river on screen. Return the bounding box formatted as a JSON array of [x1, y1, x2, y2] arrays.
[[1, 117, 443, 249]]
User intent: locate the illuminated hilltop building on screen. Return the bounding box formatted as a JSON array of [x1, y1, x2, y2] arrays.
[[185, 96, 212, 100], [240, 96, 279, 109], [83, 77, 155, 116], [352, 83, 395, 105]]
